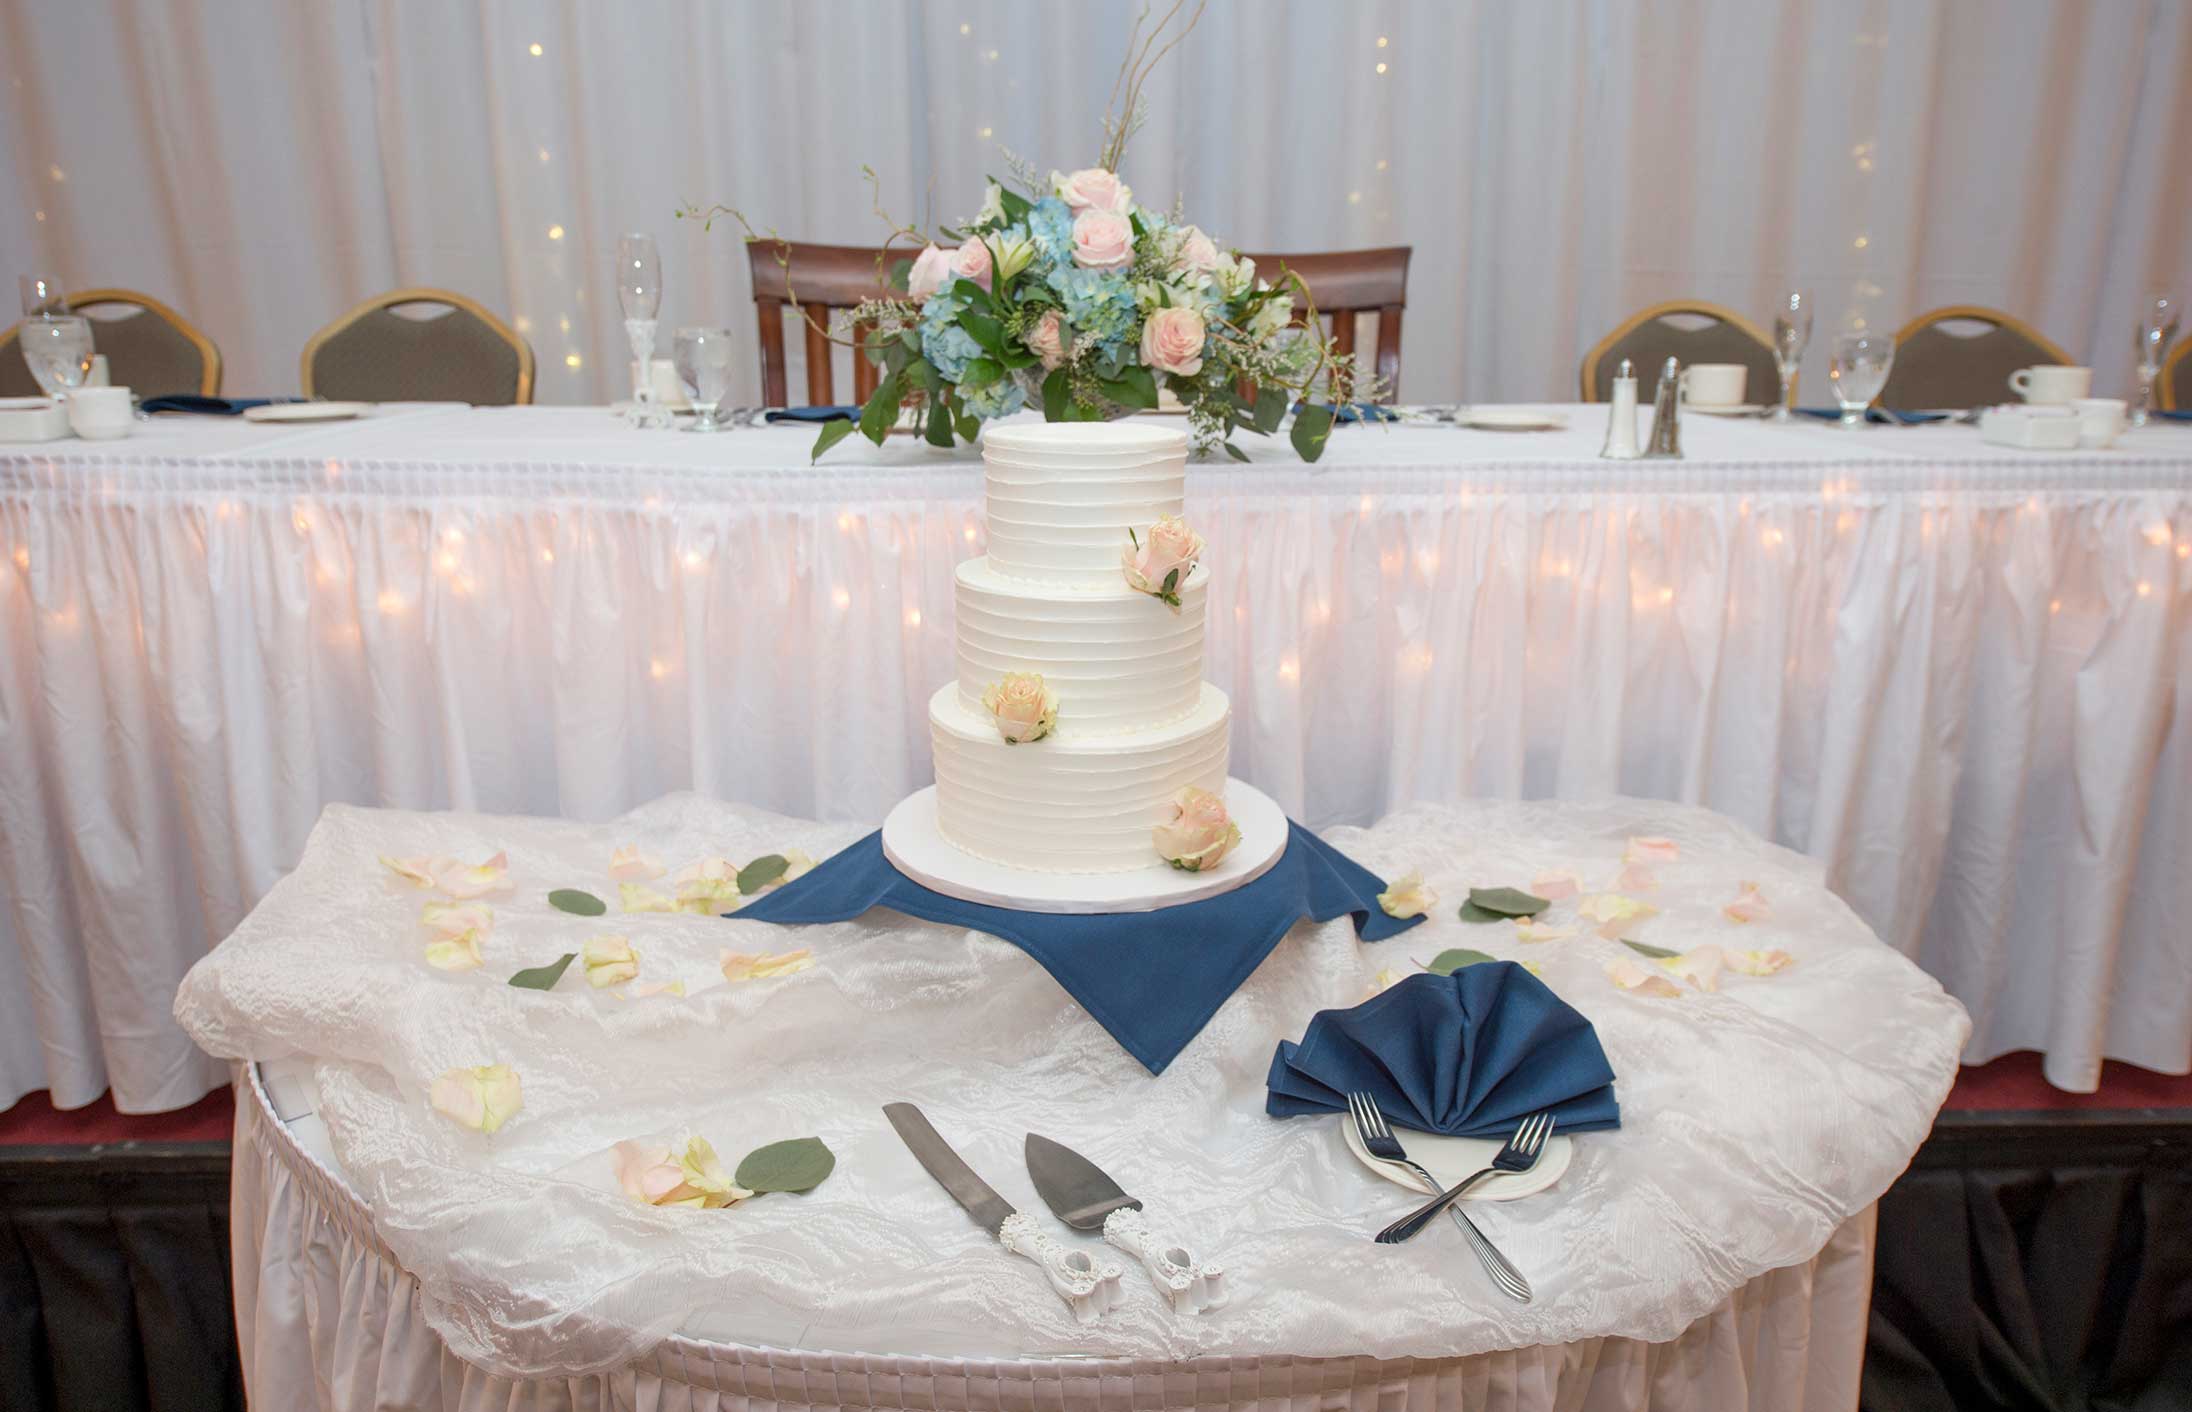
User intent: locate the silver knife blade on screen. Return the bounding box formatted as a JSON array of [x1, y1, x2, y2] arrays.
[[1025, 1133, 1143, 1231], [884, 1103, 1016, 1236]]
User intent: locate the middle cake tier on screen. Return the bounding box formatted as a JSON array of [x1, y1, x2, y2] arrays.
[[953, 556, 1209, 737]]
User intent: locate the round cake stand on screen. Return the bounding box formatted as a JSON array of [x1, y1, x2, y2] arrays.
[[880, 777, 1289, 915]]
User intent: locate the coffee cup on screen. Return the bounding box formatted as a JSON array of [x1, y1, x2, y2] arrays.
[[2008, 365, 2092, 405], [1680, 363, 1748, 408], [67, 385, 133, 440], [2069, 396, 2126, 449]]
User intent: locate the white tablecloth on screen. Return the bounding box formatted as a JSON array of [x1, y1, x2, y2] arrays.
[[177, 792, 1966, 1389], [5, 404, 2185, 1109]]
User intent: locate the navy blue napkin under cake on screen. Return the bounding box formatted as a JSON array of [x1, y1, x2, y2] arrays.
[[140, 395, 279, 415], [764, 405, 861, 423], [734, 823, 1423, 1074], [1267, 962, 1620, 1137], [1796, 405, 1950, 425], [2155, 409, 2192, 423]]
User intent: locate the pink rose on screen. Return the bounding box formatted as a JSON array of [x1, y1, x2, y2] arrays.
[[1027, 310, 1068, 369], [950, 235, 994, 293], [1052, 167, 1134, 214], [981, 672, 1059, 744], [907, 243, 955, 299], [1121, 514, 1204, 606], [1139, 306, 1207, 376], [1071, 209, 1135, 272], [1171, 225, 1220, 276], [1153, 786, 1242, 872]]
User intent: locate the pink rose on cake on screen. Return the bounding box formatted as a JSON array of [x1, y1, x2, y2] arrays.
[[1154, 786, 1242, 873], [981, 671, 1059, 744], [1051, 167, 1134, 214], [1122, 514, 1204, 609], [1071, 209, 1135, 272], [1139, 306, 1207, 377]]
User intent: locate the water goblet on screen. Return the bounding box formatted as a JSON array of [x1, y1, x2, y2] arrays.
[[2130, 293, 2177, 429], [674, 326, 734, 432], [1770, 290, 1812, 423], [1829, 330, 1894, 427], [19, 314, 94, 403], [19, 274, 67, 318]]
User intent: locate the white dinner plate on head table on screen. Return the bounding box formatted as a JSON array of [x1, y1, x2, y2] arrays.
[[244, 401, 371, 423], [1341, 1114, 1574, 1202], [1687, 403, 1767, 417], [1460, 408, 1565, 432]]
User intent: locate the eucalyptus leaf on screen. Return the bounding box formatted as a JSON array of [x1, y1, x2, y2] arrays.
[[1622, 940, 1681, 959], [734, 1136, 836, 1194], [1223, 441, 1250, 462], [858, 373, 901, 446], [1467, 886, 1550, 918], [1290, 403, 1335, 462], [925, 397, 954, 447], [1457, 900, 1507, 924], [1424, 948, 1496, 976], [736, 854, 789, 895], [811, 418, 857, 463], [548, 888, 607, 917], [1041, 367, 1070, 421], [507, 953, 577, 990], [886, 258, 912, 293], [1252, 385, 1289, 434]]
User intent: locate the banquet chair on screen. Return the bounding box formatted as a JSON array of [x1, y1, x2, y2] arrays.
[[2161, 335, 2189, 411], [747, 242, 907, 406], [0, 287, 222, 397], [1580, 300, 1777, 402], [1880, 305, 2070, 410], [1240, 247, 1410, 399], [301, 288, 534, 405]]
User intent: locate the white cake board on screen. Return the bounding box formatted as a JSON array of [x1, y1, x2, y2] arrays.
[[881, 778, 1289, 914]]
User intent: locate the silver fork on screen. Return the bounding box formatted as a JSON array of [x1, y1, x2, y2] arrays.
[[1348, 1093, 1532, 1302], [1376, 1110, 1555, 1245]]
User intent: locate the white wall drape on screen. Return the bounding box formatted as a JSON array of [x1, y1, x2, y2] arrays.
[[3, 0, 2188, 408]]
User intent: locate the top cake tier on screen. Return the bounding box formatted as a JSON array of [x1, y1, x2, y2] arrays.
[[980, 422, 1190, 587]]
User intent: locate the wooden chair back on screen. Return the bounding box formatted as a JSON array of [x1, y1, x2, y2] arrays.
[[301, 288, 533, 405], [1241, 247, 1410, 398], [1581, 300, 1778, 403], [0, 287, 222, 398], [2157, 331, 2189, 412], [746, 243, 906, 407], [1882, 306, 2071, 410]]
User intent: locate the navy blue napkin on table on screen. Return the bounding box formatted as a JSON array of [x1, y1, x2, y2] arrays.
[[2154, 409, 2192, 423], [139, 395, 279, 416], [1293, 402, 1400, 425], [1267, 962, 1621, 1138], [734, 823, 1423, 1074], [764, 406, 862, 424], [1795, 405, 1950, 426]]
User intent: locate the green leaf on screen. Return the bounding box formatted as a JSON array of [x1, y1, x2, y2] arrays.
[[947, 277, 990, 307], [953, 411, 980, 441], [1161, 566, 1180, 595], [1041, 367, 1070, 421], [1467, 886, 1550, 918], [960, 356, 1003, 387], [734, 1136, 836, 1194], [926, 396, 954, 447], [886, 258, 912, 293], [961, 309, 1006, 356], [994, 343, 1038, 371], [1223, 440, 1250, 462], [1116, 365, 1159, 408], [1424, 948, 1496, 975], [811, 418, 857, 463], [991, 179, 1032, 222], [1457, 900, 1507, 924], [1622, 940, 1682, 960], [858, 373, 902, 446], [1252, 385, 1289, 434], [548, 888, 606, 917], [1290, 403, 1335, 462], [736, 854, 790, 894], [507, 953, 577, 990]]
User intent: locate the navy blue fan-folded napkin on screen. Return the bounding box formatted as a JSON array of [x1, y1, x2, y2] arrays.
[[764, 405, 861, 423], [139, 395, 281, 415], [1794, 405, 1950, 425], [1267, 962, 1621, 1138]]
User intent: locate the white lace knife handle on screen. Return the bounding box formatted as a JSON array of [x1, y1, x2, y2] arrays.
[[998, 1213, 1126, 1323], [1103, 1207, 1229, 1313]]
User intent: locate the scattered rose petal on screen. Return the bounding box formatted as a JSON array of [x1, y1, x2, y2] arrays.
[[624, 980, 688, 999], [1530, 871, 1580, 901], [609, 845, 665, 881], [1723, 881, 1770, 924], [1377, 870, 1437, 919], [1519, 960, 1545, 979], [1579, 893, 1660, 940], [1606, 957, 1683, 997], [381, 851, 509, 898], [424, 935, 485, 971], [1615, 861, 1658, 891], [620, 882, 679, 913], [1728, 948, 1795, 976], [1625, 836, 1680, 864], [1513, 917, 1577, 944], [429, 1064, 522, 1133], [720, 948, 815, 983], [614, 1136, 750, 1209], [673, 858, 743, 913], [1364, 966, 1407, 999], [583, 934, 640, 988], [780, 849, 820, 884], [1658, 944, 1725, 992], [421, 900, 492, 970]]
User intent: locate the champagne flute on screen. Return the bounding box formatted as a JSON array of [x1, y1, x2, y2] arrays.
[[674, 326, 734, 432], [20, 314, 94, 403], [2130, 293, 2177, 429], [1770, 290, 1811, 422], [1829, 330, 1894, 428], [617, 233, 667, 425]]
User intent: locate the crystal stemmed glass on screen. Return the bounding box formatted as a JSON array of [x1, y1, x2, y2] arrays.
[[617, 234, 668, 427], [19, 274, 67, 318], [2130, 293, 2178, 429], [1770, 290, 1812, 423], [19, 314, 94, 403], [1829, 330, 1894, 427], [674, 326, 734, 432]]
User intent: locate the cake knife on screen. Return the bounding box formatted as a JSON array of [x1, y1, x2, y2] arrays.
[[882, 1103, 1125, 1323], [1025, 1132, 1229, 1313]]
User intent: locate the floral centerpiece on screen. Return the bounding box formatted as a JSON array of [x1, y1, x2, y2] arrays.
[[690, 2, 1375, 465]]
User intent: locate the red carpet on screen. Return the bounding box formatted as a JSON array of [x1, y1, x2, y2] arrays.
[[1941, 1050, 2192, 1112], [0, 1087, 234, 1145]]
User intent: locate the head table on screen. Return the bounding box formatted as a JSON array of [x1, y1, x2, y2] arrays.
[[0, 403, 2185, 1118], [178, 791, 1967, 1410]]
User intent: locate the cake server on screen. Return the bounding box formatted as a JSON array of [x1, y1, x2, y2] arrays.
[[1025, 1132, 1229, 1313], [882, 1103, 1124, 1323]]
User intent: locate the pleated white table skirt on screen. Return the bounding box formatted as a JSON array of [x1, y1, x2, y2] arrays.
[[233, 1068, 1879, 1412]]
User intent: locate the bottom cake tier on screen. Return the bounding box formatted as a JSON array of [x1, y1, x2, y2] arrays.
[[928, 681, 1231, 874]]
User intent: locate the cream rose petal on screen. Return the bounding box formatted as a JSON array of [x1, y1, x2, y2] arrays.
[[1376, 871, 1437, 919], [1364, 966, 1407, 999], [1625, 836, 1680, 864], [609, 845, 666, 881], [1579, 893, 1660, 940], [582, 935, 640, 988], [438, 852, 511, 899], [1658, 944, 1725, 992], [1723, 882, 1771, 924], [1728, 948, 1795, 976], [430, 1063, 521, 1133], [624, 980, 688, 999], [1530, 871, 1581, 901], [423, 935, 484, 971], [1615, 861, 1658, 892], [720, 948, 815, 983], [1606, 957, 1683, 998], [1513, 917, 1577, 944], [620, 881, 679, 913]]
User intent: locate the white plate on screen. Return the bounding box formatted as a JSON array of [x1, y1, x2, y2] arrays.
[[1461, 409, 1565, 432], [244, 401, 371, 423], [1342, 1115, 1574, 1202], [1688, 403, 1766, 417]]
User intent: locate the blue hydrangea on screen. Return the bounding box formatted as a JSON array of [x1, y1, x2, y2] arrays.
[[957, 375, 1027, 421], [1046, 266, 1140, 352], [1027, 197, 1074, 266], [919, 294, 982, 382]]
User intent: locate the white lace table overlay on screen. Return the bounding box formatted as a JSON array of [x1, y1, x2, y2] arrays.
[[175, 792, 1968, 1378]]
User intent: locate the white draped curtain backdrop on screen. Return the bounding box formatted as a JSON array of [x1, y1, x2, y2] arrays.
[[2, 0, 2188, 406]]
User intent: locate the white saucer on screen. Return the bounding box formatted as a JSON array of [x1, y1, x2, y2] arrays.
[[1461, 409, 1565, 432], [880, 777, 1288, 914], [245, 401, 371, 422], [1688, 403, 1765, 417], [1342, 1117, 1574, 1202]]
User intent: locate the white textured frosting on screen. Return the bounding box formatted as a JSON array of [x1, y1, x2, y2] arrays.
[[980, 422, 1190, 587], [929, 682, 1231, 873], [954, 557, 1208, 737]]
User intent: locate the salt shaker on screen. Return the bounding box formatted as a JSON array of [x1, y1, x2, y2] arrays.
[[1600, 358, 1641, 459], [1643, 356, 1683, 459]]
